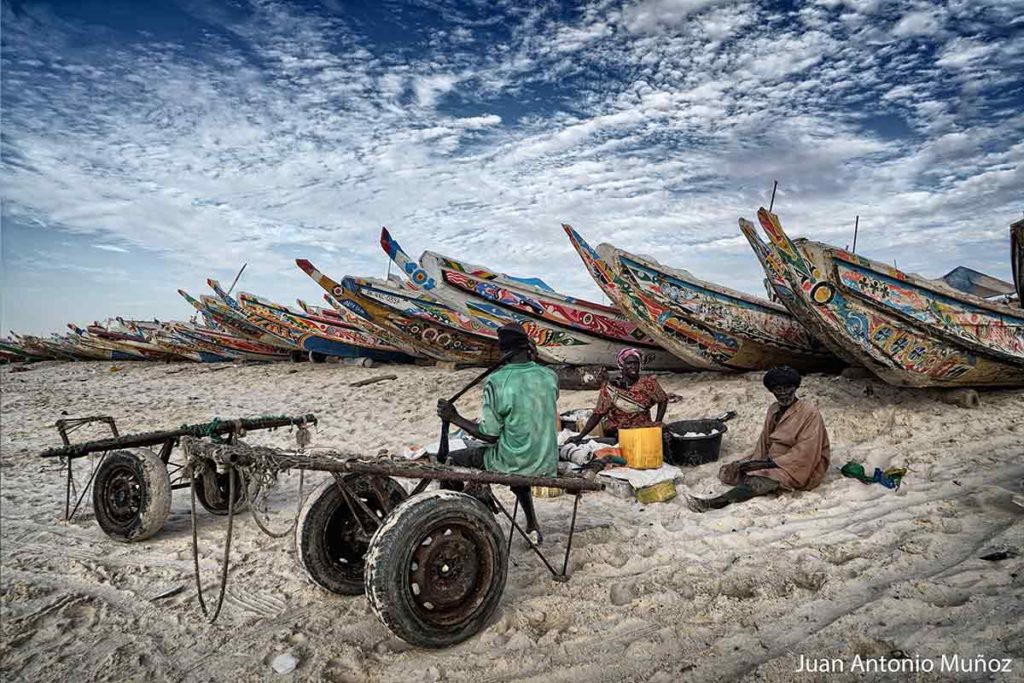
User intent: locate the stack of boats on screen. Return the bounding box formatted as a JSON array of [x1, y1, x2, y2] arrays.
[[5, 211, 1022, 388]]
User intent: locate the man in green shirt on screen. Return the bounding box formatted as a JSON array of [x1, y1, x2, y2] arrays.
[[437, 321, 559, 544]]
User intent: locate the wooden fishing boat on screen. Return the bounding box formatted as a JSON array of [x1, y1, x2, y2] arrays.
[[741, 208, 1024, 387], [311, 294, 432, 360], [66, 326, 149, 361], [3, 335, 51, 360], [86, 320, 185, 361], [380, 228, 689, 370], [168, 320, 293, 362], [180, 290, 297, 355], [236, 292, 415, 364], [563, 225, 838, 372], [148, 325, 234, 363], [295, 260, 501, 365]]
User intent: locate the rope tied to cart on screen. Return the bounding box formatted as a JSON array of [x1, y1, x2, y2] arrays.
[[182, 424, 314, 624]]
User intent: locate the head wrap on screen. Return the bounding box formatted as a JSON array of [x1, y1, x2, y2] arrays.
[[497, 321, 531, 353], [763, 365, 801, 390], [616, 347, 643, 372]]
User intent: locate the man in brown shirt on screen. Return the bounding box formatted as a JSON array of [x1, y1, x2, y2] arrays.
[[687, 366, 830, 512]]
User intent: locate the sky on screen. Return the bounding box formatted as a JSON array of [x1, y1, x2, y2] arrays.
[[2, 0, 1022, 335]]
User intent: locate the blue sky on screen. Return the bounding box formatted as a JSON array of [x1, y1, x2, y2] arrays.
[[2, 0, 1022, 334]]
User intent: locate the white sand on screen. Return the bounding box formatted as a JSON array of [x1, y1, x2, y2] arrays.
[[1, 361, 1022, 681]]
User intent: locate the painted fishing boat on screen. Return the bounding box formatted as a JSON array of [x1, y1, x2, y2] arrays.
[[742, 208, 1024, 387], [147, 325, 234, 363], [313, 294, 433, 360], [236, 292, 415, 364], [86, 320, 185, 360], [3, 335, 50, 360], [206, 279, 408, 363], [563, 225, 838, 372], [67, 326, 150, 361], [180, 290, 297, 356], [168, 319, 292, 362], [295, 260, 501, 365], [380, 228, 689, 369], [8, 334, 58, 360]]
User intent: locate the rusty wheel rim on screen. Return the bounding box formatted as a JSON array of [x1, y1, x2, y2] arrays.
[[408, 522, 494, 626]]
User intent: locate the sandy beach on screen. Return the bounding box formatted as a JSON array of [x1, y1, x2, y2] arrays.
[[1, 360, 1022, 682]]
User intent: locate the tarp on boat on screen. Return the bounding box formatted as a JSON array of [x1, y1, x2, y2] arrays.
[[939, 266, 1015, 300]]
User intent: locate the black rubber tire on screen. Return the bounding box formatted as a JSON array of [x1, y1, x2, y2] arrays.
[[364, 490, 508, 648], [194, 466, 248, 515], [296, 475, 408, 595], [92, 449, 172, 542], [308, 351, 327, 363]]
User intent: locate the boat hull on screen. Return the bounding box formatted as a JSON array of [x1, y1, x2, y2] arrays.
[[565, 225, 838, 373], [746, 208, 1024, 388]]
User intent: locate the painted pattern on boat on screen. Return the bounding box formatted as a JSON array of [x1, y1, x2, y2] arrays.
[[747, 208, 1024, 387]]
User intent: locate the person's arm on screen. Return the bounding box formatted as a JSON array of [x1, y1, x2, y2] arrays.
[[650, 377, 668, 424], [437, 399, 498, 443], [568, 384, 610, 444]]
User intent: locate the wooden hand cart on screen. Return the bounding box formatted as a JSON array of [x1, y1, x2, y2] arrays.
[[181, 437, 603, 648], [39, 414, 317, 541]]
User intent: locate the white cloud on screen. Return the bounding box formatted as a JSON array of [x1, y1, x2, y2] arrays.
[[892, 10, 943, 37], [1, 0, 1022, 333]]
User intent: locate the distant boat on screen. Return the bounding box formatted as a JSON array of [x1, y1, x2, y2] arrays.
[[563, 225, 839, 373], [742, 208, 1024, 387], [296, 259, 502, 365]]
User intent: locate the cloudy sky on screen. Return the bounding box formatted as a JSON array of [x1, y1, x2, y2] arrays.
[[2, 0, 1022, 334]]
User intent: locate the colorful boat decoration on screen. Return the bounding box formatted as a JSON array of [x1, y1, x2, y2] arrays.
[[295, 259, 501, 365], [380, 228, 689, 370], [743, 208, 1024, 387], [296, 298, 427, 359], [563, 225, 838, 373], [236, 291, 415, 364], [67, 325, 150, 361], [181, 290, 298, 354]]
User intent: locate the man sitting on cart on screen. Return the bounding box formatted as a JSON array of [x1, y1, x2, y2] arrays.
[[687, 366, 830, 512], [436, 321, 559, 545]]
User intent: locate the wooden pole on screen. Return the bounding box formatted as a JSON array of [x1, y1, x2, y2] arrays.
[[852, 215, 859, 253], [768, 180, 779, 212], [226, 263, 247, 296]]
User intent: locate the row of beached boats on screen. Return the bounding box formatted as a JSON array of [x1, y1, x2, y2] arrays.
[[5, 209, 1023, 388]]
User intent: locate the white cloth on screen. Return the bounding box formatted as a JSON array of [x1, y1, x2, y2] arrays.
[[597, 464, 682, 489]]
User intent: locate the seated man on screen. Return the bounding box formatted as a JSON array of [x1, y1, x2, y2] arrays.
[[568, 348, 668, 444], [437, 321, 558, 544], [687, 365, 830, 512]]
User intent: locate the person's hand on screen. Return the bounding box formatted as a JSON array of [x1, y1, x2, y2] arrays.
[[718, 462, 742, 485], [436, 399, 458, 422]]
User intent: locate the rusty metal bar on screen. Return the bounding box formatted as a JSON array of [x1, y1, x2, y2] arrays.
[[41, 414, 317, 459], [187, 440, 603, 493]]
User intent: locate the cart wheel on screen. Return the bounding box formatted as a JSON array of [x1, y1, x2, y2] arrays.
[[364, 490, 508, 648], [308, 351, 327, 363], [194, 466, 247, 516], [296, 475, 408, 595], [92, 449, 172, 542]]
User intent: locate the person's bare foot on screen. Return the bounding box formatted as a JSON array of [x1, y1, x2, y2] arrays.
[[526, 528, 544, 546]]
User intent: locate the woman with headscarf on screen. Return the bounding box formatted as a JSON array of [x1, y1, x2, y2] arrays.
[[568, 348, 668, 443], [687, 365, 830, 512]]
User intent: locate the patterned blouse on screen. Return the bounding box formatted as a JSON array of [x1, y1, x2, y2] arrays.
[[593, 375, 668, 433]]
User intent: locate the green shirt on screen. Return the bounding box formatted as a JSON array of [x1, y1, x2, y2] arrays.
[[478, 361, 559, 477]]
